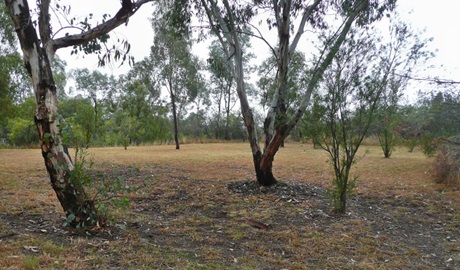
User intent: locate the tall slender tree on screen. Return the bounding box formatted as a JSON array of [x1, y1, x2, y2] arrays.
[[150, 0, 202, 149]]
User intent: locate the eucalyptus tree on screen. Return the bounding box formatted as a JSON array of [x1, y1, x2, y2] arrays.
[[207, 41, 235, 139], [150, 1, 203, 149], [72, 68, 115, 144], [207, 37, 254, 140], [3, 0, 156, 227], [257, 50, 309, 146], [198, 0, 396, 186]]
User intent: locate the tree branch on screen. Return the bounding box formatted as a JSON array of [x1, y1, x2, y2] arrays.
[[394, 73, 460, 85], [289, 0, 323, 54], [244, 23, 277, 60], [52, 0, 155, 51], [287, 1, 366, 131], [39, 0, 52, 45]]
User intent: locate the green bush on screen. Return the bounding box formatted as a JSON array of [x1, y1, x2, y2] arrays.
[[419, 134, 438, 157], [7, 118, 36, 146]]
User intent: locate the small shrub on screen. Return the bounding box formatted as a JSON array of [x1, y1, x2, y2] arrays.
[[23, 256, 39, 269], [433, 137, 460, 189], [328, 176, 358, 213], [420, 134, 438, 157], [405, 137, 418, 152]]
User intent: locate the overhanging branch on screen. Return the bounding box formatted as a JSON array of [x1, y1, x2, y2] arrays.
[[52, 0, 155, 51]]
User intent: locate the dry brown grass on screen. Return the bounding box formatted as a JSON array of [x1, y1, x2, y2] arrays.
[[0, 143, 459, 269]]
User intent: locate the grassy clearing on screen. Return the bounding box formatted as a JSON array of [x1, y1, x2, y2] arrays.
[[0, 143, 458, 269]]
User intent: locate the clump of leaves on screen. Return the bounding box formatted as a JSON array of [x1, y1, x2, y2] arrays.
[[327, 176, 358, 214], [419, 134, 438, 157], [58, 115, 134, 228]]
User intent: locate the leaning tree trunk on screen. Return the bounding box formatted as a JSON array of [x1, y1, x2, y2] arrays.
[[5, 0, 98, 226]]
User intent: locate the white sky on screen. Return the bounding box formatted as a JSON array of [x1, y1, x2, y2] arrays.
[[397, 0, 460, 82], [52, 0, 460, 98]]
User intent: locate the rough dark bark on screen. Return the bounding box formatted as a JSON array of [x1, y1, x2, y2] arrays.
[[171, 92, 180, 150], [253, 151, 277, 186]]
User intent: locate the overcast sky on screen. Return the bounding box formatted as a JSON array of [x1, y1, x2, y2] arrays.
[[54, 0, 460, 98]]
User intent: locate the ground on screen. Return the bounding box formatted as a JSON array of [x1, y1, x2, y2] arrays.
[[0, 143, 459, 269]]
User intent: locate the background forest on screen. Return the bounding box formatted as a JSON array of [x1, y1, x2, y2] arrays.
[[1, 3, 458, 152]]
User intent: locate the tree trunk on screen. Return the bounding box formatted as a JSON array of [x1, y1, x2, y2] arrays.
[[224, 80, 232, 140], [256, 131, 288, 186], [253, 151, 277, 186], [5, 0, 98, 226], [92, 95, 98, 146], [336, 188, 347, 213], [224, 111, 230, 140], [171, 92, 180, 150]]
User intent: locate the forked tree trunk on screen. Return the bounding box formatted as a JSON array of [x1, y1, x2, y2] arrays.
[[253, 151, 277, 186], [202, 0, 364, 187]]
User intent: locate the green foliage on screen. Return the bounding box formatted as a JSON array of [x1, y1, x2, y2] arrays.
[[257, 50, 308, 110], [56, 3, 134, 67], [7, 118, 36, 146], [398, 90, 459, 155], [419, 134, 438, 158], [52, 56, 68, 100], [328, 176, 358, 214], [405, 137, 418, 153], [59, 97, 96, 148], [69, 148, 94, 189], [0, 2, 17, 52], [420, 91, 460, 138], [377, 115, 398, 158], [23, 255, 39, 270], [61, 146, 135, 228]]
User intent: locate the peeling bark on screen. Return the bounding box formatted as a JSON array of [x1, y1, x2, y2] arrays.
[[4, 0, 155, 226]]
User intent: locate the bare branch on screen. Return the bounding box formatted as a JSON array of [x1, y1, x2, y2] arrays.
[[52, 0, 155, 51], [52, 25, 87, 39], [245, 22, 277, 60], [394, 73, 460, 85]]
